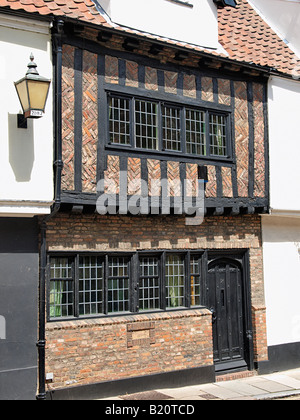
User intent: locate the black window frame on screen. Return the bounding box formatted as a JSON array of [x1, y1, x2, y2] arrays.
[[49, 256, 75, 319], [107, 91, 232, 162], [47, 251, 206, 322]]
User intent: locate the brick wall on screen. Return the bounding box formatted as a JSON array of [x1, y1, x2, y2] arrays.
[[46, 309, 213, 390], [44, 213, 268, 390]]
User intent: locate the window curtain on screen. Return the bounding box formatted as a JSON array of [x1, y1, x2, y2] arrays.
[[50, 281, 63, 318]]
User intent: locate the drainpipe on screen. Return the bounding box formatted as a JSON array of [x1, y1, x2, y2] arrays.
[[36, 19, 64, 400]]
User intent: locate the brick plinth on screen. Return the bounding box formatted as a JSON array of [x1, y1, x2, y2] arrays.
[[46, 309, 213, 390]]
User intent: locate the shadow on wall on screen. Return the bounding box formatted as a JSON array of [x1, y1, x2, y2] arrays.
[[8, 113, 34, 182]]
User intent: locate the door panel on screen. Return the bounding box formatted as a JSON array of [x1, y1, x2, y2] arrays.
[[208, 259, 247, 372]]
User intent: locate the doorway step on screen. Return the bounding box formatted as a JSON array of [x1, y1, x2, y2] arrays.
[[216, 370, 257, 383]]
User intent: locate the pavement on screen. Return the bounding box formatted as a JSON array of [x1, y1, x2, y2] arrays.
[[100, 368, 300, 400]]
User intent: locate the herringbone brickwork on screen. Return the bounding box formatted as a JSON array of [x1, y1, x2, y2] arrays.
[[147, 159, 161, 196], [186, 163, 198, 197], [145, 66, 158, 91], [234, 81, 249, 197], [104, 155, 120, 194], [222, 167, 233, 198], [61, 45, 75, 191], [105, 55, 119, 85], [218, 78, 231, 106], [253, 83, 265, 198], [164, 71, 178, 95], [60, 46, 267, 206], [167, 161, 181, 197], [183, 74, 196, 99], [82, 50, 98, 193], [206, 165, 217, 198], [201, 77, 214, 102], [126, 60, 139, 88], [127, 158, 142, 195]]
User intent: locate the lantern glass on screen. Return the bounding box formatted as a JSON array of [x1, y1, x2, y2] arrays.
[[27, 79, 50, 111], [15, 79, 30, 114]]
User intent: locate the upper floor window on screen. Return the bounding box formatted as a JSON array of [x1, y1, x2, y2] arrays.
[[108, 93, 231, 159]]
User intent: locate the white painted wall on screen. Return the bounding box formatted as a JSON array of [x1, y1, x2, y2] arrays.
[[0, 14, 53, 217], [262, 75, 300, 347], [98, 0, 220, 49], [262, 216, 300, 346], [250, 0, 300, 58], [268, 76, 300, 214]]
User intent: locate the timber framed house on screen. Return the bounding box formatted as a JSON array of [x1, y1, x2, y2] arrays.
[[4, 0, 298, 399], [44, 2, 271, 397]]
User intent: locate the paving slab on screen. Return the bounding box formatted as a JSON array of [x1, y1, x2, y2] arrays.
[[197, 384, 243, 400], [217, 381, 265, 396], [264, 374, 300, 389], [286, 370, 300, 381], [156, 386, 201, 399], [247, 379, 292, 393]]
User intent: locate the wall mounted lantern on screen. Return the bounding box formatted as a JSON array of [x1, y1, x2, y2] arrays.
[[14, 54, 51, 127]]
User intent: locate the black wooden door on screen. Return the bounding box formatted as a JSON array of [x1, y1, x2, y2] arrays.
[[208, 259, 248, 372]]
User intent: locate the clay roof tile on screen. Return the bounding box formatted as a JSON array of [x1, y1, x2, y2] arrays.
[[218, 0, 300, 77]]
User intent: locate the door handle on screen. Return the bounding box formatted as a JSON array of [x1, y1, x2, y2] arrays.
[[210, 308, 217, 323]]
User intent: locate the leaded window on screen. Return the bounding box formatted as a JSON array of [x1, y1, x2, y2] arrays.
[[165, 255, 185, 308], [108, 257, 130, 313], [190, 255, 201, 307], [79, 256, 104, 316], [135, 100, 158, 150], [209, 114, 227, 156], [139, 257, 160, 311], [109, 96, 130, 145], [108, 93, 230, 159], [49, 257, 74, 319], [162, 106, 181, 152], [48, 252, 205, 321], [186, 109, 206, 156]]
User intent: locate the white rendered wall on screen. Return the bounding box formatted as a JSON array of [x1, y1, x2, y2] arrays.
[[262, 216, 300, 347], [268, 76, 300, 214], [99, 0, 219, 49], [263, 76, 300, 347], [0, 15, 53, 216]]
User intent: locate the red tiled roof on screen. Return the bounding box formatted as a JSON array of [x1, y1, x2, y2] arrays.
[[0, 0, 109, 26], [0, 0, 299, 77], [218, 0, 300, 77]]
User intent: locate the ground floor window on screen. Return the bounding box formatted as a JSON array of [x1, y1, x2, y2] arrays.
[[48, 251, 205, 321]]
